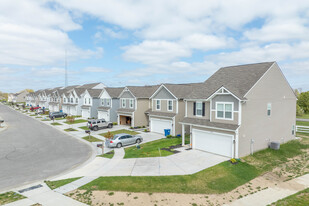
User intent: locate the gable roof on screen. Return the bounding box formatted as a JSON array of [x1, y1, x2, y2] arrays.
[[187, 61, 275, 100], [87, 89, 103, 98], [77, 82, 102, 89], [105, 87, 124, 98], [152, 83, 204, 99], [126, 85, 160, 98]]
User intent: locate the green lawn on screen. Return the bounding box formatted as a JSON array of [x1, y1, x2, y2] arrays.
[[55, 117, 66, 120], [64, 128, 78, 132], [124, 137, 184, 158], [41, 119, 51, 121], [297, 113, 309, 119], [78, 135, 309, 194], [30, 114, 37, 116], [82, 135, 102, 142], [64, 119, 88, 124], [98, 150, 114, 159], [99, 129, 140, 137], [270, 188, 309, 206], [51, 122, 62, 126], [0, 191, 26, 205], [79, 126, 89, 130], [45, 177, 82, 190], [296, 121, 309, 127]]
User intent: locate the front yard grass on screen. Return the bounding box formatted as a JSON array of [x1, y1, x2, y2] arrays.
[[98, 150, 114, 159], [99, 129, 140, 137], [51, 122, 62, 126], [124, 137, 182, 158], [297, 113, 309, 119], [82, 135, 102, 142], [55, 117, 66, 120], [64, 128, 78, 132], [64, 119, 88, 124], [45, 177, 82, 190], [0, 191, 26, 205], [296, 121, 309, 127], [79, 126, 89, 130], [270, 188, 309, 206], [78, 135, 309, 194]]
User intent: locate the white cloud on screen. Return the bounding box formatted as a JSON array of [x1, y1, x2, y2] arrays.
[[83, 67, 110, 73]]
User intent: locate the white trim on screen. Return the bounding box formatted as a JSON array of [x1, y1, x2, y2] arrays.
[[207, 86, 241, 101], [173, 116, 176, 136], [235, 128, 239, 158], [176, 100, 178, 114], [121, 98, 126, 108], [182, 124, 185, 146], [244, 62, 275, 98], [118, 87, 136, 99], [180, 122, 239, 132], [129, 99, 134, 108], [155, 99, 161, 110], [149, 114, 174, 119], [215, 102, 234, 120], [167, 100, 173, 111], [149, 84, 177, 100]]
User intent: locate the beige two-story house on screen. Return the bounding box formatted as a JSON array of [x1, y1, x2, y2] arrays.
[[181, 62, 296, 158], [117, 85, 159, 127]]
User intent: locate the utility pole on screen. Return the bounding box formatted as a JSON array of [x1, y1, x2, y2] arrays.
[[65, 49, 68, 87]]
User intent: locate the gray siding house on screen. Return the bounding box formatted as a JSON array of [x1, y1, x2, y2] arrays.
[[180, 62, 296, 158]]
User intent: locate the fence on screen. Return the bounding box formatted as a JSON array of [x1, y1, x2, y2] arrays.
[[296, 125, 309, 133]]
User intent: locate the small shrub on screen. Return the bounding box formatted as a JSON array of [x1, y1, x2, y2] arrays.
[[113, 122, 118, 125], [130, 127, 133, 129], [66, 116, 75, 124], [105, 131, 114, 139], [166, 135, 173, 138], [142, 125, 146, 128], [44, 111, 49, 115]]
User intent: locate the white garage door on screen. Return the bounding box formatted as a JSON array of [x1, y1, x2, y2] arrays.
[[151, 118, 173, 135], [98, 111, 109, 121], [82, 109, 90, 119], [192, 129, 233, 157]]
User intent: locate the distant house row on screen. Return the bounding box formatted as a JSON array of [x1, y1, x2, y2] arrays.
[[8, 90, 29, 103], [24, 62, 297, 158]]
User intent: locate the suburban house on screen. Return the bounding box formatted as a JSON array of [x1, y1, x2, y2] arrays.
[[117, 85, 159, 127], [8, 90, 29, 103], [148, 83, 203, 136], [26, 92, 34, 106], [180, 62, 296, 158], [97, 87, 124, 122], [49, 85, 77, 112], [80, 89, 103, 119]]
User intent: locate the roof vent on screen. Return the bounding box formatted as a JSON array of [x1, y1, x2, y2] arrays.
[[269, 141, 280, 150]]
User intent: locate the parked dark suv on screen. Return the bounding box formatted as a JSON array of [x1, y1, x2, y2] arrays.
[[49, 112, 67, 119], [87, 119, 113, 131]]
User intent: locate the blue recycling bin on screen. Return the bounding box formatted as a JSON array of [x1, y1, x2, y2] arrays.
[[164, 129, 171, 136]]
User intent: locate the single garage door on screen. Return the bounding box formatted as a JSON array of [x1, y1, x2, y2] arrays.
[[98, 111, 109, 121], [151, 118, 173, 135], [82, 108, 90, 119], [192, 129, 233, 157]]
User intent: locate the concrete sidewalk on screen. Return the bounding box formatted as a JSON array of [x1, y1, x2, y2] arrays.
[[226, 174, 309, 206]]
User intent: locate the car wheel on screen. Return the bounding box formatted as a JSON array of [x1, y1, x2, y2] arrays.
[[108, 124, 113, 128], [93, 126, 98, 131], [136, 139, 141, 144], [116, 143, 122, 148]]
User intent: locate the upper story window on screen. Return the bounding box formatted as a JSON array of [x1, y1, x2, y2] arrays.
[[156, 100, 161, 110], [84, 98, 87, 104], [168, 100, 173, 111], [88, 98, 91, 104], [102, 99, 104, 106], [267, 103, 271, 116], [122, 99, 126, 108], [64, 98, 66, 103], [76, 98, 78, 103], [196, 102, 203, 116], [129, 99, 134, 108], [216, 102, 233, 120], [71, 98, 73, 103], [106, 99, 111, 106]]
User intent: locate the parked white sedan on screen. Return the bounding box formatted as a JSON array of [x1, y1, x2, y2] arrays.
[[106, 133, 143, 148]]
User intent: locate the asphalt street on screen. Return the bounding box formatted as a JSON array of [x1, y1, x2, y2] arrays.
[[0, 104, 93, 191]]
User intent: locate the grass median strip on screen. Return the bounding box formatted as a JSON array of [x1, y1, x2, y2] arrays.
[[296, 121, 309, 127], [64, 119, 88, 124], [51, 122, 62, 126], [99, 129, 139, 137], [64, 128, 78, 132], [98, 150, 114, 159], [270, 187, 309, 206], [0, 191, 26, 205], [124, 137, 182, 158], [82, 135, 102, 142], [79, 126, 89, 130], [45, 177, 82, 190]]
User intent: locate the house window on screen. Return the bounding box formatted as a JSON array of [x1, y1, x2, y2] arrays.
[[168, 100, 173, 111], [196, 102, 203, 116], [76, 98, 78, 103], [129, 99, 133, 108], [216, 102, 233, 120], [84, 98, 86, 104], [102, 99, 104, 106], [64, 98, 66, 103], [156, 100, 161, 110], [122, 99, 126, 108], [292, 125, 295, 135], [106, 99, 110, 106], [88, 98, 91, 104], [71, 98, 73, 103], [267, 103, 271, 116]]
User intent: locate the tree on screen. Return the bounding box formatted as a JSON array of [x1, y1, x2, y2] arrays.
[[297, 91, 309, 113], [296, 104, 304, 116]]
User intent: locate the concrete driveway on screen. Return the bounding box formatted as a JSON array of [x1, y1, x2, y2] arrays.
[[0, 104, 93, 192]]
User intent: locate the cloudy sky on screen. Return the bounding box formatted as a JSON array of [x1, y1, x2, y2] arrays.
[[1, 0, 309, 93]]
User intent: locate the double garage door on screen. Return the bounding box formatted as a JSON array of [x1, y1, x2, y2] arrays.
[[82, 108, 90, 119], [98, 111, 109, 121], [150, 118, 173, 135], [192, 129, 233, 157]]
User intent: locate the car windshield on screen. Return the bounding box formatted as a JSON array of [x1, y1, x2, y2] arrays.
[[113, 135, 121, 140]]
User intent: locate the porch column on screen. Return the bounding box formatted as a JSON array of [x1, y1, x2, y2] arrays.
[[182, 124, 185, 146], [190, 125, 192, 148]]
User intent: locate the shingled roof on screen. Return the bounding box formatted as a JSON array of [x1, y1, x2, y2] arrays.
[[187, 62, 275, 100], [77, 82, 102, 89], [87, 89, 103, 98], [126, 85, 160, 98], [154, 83, 204, 99], [105, 87, 124, 98]]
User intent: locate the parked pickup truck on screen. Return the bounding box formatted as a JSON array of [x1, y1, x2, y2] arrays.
[[87, 119, 113, 131]]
